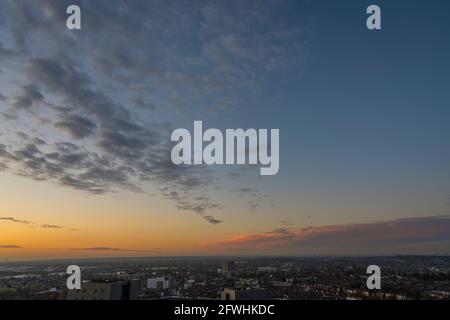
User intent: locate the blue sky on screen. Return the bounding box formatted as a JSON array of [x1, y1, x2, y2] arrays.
[[271, 0, 450, 221]]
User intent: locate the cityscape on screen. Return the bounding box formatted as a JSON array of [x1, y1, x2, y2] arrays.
[[1, 0, 450, 310], [1, 256, 449, 300]]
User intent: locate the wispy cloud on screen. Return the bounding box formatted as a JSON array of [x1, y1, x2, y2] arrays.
[[69, 247, 137, 252], [39, 224, 64, 229], [0, 216, 32, 225], [0, 216, 77, 231], [0, 245, 22, 249]]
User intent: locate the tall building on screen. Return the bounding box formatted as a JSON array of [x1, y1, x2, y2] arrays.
[[147, 276, 175, 290], [223, 261, 236, 273], [67, 279, 139, 300], [222, 260, 236, 278]]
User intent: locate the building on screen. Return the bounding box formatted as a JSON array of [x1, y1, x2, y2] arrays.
[[67, 279, 140, 300], [220, 288, 267, 300], [147, 276, 175, 290], [223, 261, 236, 273], [184, 279, 195, 290], [257, 266, 278, 272], [221, 261, 236, 278]]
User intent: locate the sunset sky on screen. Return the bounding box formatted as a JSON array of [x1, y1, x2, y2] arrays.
[[1, 0, 450, 261]]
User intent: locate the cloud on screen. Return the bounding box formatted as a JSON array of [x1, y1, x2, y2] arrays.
[[10, 84, 44, 111], [0, 245, 22, 249], [0, 0, 306, 224], [133, 97, 157, 111], [55, 113, 97, 139], [39, 224, 63, 229], [1, 135, 142, 194], [175, 201, 223, 225], [0, 42, 17, 59], [1, 56, 222, 221], [0, 216, 77, 231], [69, 247, 136, 252], [203, 215, 223, 225], [0, 216, 32, 225], [210, 215, 450, 255]]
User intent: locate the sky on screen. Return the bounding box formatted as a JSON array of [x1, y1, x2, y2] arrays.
[[0, 0, 450, 260]]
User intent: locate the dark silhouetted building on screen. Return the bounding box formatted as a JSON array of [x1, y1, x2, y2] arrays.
[[220, 288, 267, 300], [67, 279, 139, 300]]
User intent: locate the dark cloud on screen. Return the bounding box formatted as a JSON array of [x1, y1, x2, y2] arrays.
[[40, 224, 63, 229], [0, 245, 22, 249], [0, 216, 32, 225], [1, 134, 141, 194], [11, 84, 44, 111], [98, 131, 146, 160], [203, 215, 223, 225], [55, 113, 97, 139], [70, 247, 135, 252], [0, 42, 17, 59], [133, 97, 157, 111], [0, 216, 77, 231], [176, 202, 223, 225]]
